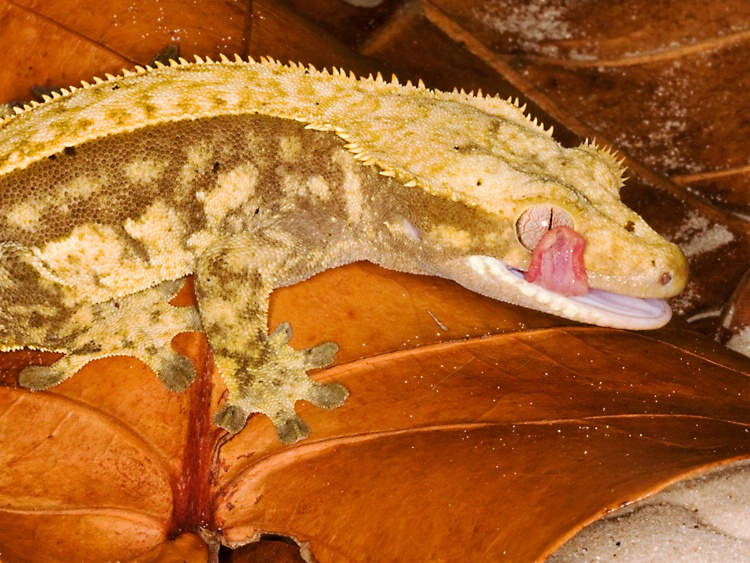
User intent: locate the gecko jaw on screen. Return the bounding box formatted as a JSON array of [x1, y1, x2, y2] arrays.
[[466, 255, 672, 330]]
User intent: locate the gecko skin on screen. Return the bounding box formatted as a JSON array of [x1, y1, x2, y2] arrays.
[[0, 55, 687, 443]]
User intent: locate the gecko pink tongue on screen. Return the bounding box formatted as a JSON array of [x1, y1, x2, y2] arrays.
[[524, 226, 589, 296]]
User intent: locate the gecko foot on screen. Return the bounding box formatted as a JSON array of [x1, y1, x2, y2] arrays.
[[19, 279, 203, 392], [213, 322, 348, 443]]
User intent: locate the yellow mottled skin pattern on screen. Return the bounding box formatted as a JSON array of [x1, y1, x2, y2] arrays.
[[0, 55, 687, 443]]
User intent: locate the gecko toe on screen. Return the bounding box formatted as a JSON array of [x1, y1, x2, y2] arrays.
[[153, 351, 196, 392], [19, 365, 66, 390], [214, 403, 313, 444], [308, 381, 349, 409], [305, 341, 339, 369], [274, 414, 310, 444], [214, 404, 249, 434]]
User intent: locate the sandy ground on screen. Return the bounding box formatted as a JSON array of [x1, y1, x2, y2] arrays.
[[549, 459, 750, 561]]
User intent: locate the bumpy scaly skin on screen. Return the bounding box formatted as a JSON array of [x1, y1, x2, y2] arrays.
[[0, 55, 687, 443]]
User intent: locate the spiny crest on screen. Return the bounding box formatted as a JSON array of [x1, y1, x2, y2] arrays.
[[340, 140, 412, 186], [581, 139, 627, 189], [1, 53, 544, 145], [428, 85, 553, 139], [598, 145, 627, 188], [11, 52, 569, 204], [0, 54, 548, 196], [0, 54, 222, 124], [2, 61, 157, 124]]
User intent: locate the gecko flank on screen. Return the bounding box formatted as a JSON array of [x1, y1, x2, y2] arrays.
[[0, 55, 687, 443]]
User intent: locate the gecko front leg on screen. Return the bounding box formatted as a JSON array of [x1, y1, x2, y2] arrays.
[[0, 243, 200, 392], [195, 235, 348, 444], [19, 278, 203, 392]]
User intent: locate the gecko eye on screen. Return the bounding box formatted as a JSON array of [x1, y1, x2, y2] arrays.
[[515, 205, 574, 250]]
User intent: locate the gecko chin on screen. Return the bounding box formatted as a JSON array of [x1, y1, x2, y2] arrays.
[[459, 255, 673, 330]]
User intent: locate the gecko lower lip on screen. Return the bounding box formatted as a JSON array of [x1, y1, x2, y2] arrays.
[[464, 255, 672, 328], [507, 266, 671, 321]]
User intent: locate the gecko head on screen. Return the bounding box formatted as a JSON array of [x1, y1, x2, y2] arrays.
[[414, 140, 688, 330]]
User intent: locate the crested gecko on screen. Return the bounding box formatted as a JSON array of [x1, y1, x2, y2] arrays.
[[0, 55, 687, 443]]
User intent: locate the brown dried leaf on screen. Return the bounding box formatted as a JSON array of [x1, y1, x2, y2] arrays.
[[215, 320, 750, 561], [124, 533, 208, 563], [0, 1, 748, 561]]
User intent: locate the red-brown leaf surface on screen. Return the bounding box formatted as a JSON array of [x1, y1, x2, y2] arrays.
[[0, 1, 748, 561]]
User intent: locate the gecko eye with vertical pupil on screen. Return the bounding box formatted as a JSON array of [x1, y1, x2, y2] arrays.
[[515, 205, 574, 250]]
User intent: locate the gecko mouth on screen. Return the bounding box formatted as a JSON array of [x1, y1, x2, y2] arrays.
[[511, 265, 671, 326], [464, 252, 672, 330], [452, 223, 674, 330]]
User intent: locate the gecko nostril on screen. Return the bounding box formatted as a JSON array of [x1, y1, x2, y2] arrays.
[[660, 272, 672, 286]]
